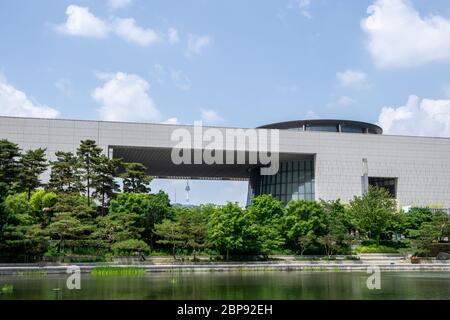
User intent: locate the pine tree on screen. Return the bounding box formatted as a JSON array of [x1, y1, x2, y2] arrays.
[[120, 162, 152, 193], [76, 140, 102, 206], [19, 148, 48, 200], [93, 155, 121, 215], [0, 139, 21, 197], [48, 151, 83, 193]]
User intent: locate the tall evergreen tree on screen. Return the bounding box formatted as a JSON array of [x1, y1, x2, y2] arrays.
[[0, 139, 21, 197], [48, 151, 83, 193], [76, 140, 102, 206], [19, 148, 48, 200], [93, 155, 121, 215], [120, 162, 152, 193]]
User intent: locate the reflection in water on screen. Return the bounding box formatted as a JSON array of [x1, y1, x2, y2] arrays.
[[0, 271, 449, 300]]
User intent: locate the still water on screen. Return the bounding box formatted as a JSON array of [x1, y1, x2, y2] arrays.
[[1, 271, 449, 300]]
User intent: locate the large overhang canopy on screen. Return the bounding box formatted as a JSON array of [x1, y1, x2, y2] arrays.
[[111, 145, 314, 181]]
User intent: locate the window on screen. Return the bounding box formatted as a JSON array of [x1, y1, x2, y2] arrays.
[[368, 177, 397, 198]]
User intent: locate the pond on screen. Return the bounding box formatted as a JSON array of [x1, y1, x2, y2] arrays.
[[1, 271, 449, 300]]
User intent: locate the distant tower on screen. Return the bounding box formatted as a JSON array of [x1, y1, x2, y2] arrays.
[[185, 180, 191, 203]]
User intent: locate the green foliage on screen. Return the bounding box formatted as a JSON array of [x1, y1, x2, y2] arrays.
[[154, 218, 184, 258], [348, 186, 400, 242], [76, 140, 103, 206], [91, 266, 145, 276], [0, 139, 21, 196], [18, 148, 47, 200], [0, 284, 14, 294], [354, 245, 398, 253], [207, 202, 256, 259], [155, 206, 209, 259], [111, 239, 150, 255], [48, 151, 83, 193], [93, 210, 143, 242], [109, 192, 171, 248], [29, 190, 58, 226], [92, 155, 121, 214], [120, 162, 152, 193], [414, 211, 450, 250], [283, 200, 326, 252], [46, 212, 93, 254], [247, 195, 285, 257]]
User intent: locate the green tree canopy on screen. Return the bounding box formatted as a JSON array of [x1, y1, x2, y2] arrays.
[[48, 151, 83, 193], [76, 140, 103, 206], [0, 139, 21, 198], [18, 148, 47, 200], [92, 155, 121, 214], [283, 200, 327, 252], [348, 186, 400, 243], [120, 162, 152, 193]]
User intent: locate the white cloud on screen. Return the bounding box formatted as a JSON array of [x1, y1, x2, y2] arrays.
[[56, 5, 109, 38], [361, 0, 450, 68], [289, 0, 314, 19], [201, 109, 222, 124], [169, 68, 191, 91], [114, 18, 160, 46], [305, 109, 319, 119], [168, 28, 180, 45], [56, 5, 161, 47], [54, 78, 74, 97], [163, 117, 179, 125], [337, 69, 368, 88], [186, 34, 213, 58], [93, 72, 161, 122], [108, 0, 131, 10], [0, 75, 60, 118], [377, 95, 450, 137]]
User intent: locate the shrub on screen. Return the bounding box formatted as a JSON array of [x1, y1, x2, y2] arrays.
[[111, 239, 150, 256], [354, 245, 398, 253]]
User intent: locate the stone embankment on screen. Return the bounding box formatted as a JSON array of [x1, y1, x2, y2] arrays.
[[1, 254, 449, 274]]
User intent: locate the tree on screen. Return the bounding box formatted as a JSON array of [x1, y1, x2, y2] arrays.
[[283, 200, 327, 252], [108, 192, 171, 248], [18, 148, 47, 200], [321, 199, 353, 254], [29, 190, 58, 226], [318, 235, 339, 257], [111, 239, 150, 256], [181, 206, 209, 260], [120, 162, 152, 193], [92, 155, 121, 215], [0, 139, 21, 197], [48, 151, 83, 193], [247, 195, 285, 257], [51, 193, 96, 223], [0, 192, 49, 260], [297, 234, 315, 256], [155, 207, 209, 260], [403, 207, 433, 238], [76, 140, 102, 206], [46, 212, 91, 254], [93, 211, 143, 243], [207, 202, 256, 260], [154, 219, 184, 259], [348, 186, 399, 243]]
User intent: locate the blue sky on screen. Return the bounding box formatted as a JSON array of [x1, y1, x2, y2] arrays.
[[2, 0, 450, 205]]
